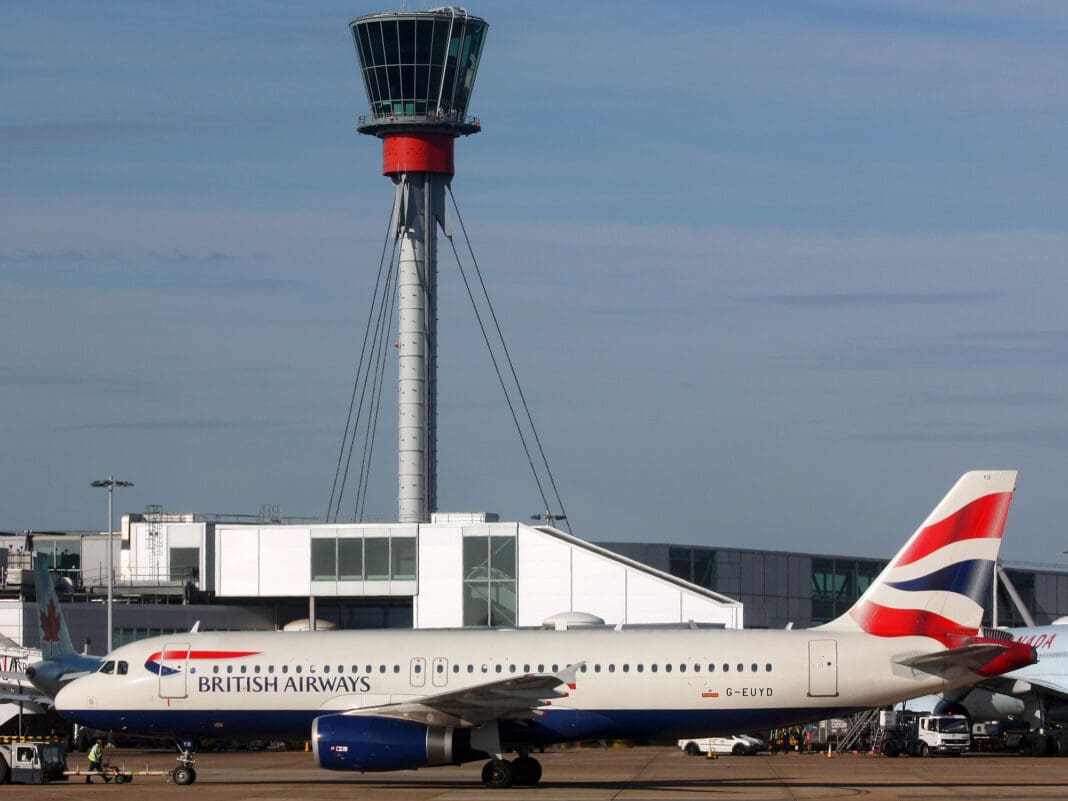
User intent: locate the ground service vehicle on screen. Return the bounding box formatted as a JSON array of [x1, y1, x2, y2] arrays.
[[0, 739, 67, 784], [678, 735, 759, 756], [880, 711, 970, 756]]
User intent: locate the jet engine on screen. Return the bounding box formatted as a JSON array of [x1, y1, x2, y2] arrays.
[[312, 714, 477, 772]]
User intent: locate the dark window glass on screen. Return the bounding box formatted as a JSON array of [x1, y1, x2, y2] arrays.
[[338, 538, 363, 580], [311, 538, 336, 581]]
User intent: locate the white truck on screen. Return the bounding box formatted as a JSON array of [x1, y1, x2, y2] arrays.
[[880, 711, 970, 757]]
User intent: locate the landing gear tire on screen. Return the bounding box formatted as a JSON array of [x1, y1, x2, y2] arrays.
[[172, 766, 196, 785], [481, 759, 514, 789], [511, 755, 542, 786]]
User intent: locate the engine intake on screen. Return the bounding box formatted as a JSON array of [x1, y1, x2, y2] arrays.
[[312, 714, 475, 772]]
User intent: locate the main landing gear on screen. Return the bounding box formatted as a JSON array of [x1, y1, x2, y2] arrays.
[[480, 753, 542, 788]]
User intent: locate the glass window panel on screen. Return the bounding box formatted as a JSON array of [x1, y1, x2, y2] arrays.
[[415, 65, 430, 103], [490, 536, 515, 580], [170, 547, 200, 583], [693, 552, 715, 589], [310, 539, 336, 581], [463, 537, 489, 580], [369, 21, 386, 67], [415, 19, 433, 64], [489, 582, 516, 626], [381, 21, 399, 63], [398, 19, 416, 64], [386, 66, 401, 100], [338, 539, 363, 580], [364, 538, 389, 580], [463, 582, 490, 626], [391, 538, 417, 580], [669, 547, 692, 582]]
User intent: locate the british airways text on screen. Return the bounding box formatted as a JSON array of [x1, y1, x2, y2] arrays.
[[197, 674, 372, 694]]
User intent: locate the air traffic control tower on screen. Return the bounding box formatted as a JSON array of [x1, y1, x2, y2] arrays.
[[349, 8, 488, 524]]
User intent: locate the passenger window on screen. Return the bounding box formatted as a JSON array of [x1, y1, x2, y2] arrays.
[[736, 663, 743, 672], [765, 664, 772, 672], [100, 661, 115, 675], [240, 665, 247, 674], [414, 664, 422, 674], [268, 665, 274, 674], [227, 665, 233, 674], [481, 664, 488, 673], [708, 664, 715, 672], [365, 665, 372, 673], [622, 663, 629, 672], [254, 665, 261, 674], [296, 665, 303, 674], [693, 664, 701, 673], [117, 661, 128, 675], [467, 665, 474, 673], [380, 665, 387, 673], [509, 664, 516, 673], [394, 665, 400, 673], [723, 664, 730, 672], [282, 666, 289, 674], [580, 665, 588, 673], [751, 663, 758, 672], [323, 665, 331, 674], [637, 664, 644, 673], [523, 664, 530, 672], [452, 664, 459, 673], [608, 664, 615, 673], [552, 664, 559, 672], [213, 665, 220, 674], [537, 664, 544, 672], [594, 664, 601, 673], [437, 663, 445, 674], [651, 664, 658, 673], [495, 665, 502, 673], [338, 665, 344, 673]]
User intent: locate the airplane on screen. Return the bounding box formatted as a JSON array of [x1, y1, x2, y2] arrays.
[[24, 550, 102, 698], [55, 470, 1036, 788], [936, 622, 1068, 753]]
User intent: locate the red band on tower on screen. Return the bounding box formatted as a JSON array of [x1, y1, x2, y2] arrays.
[[382, 134, 456, 176]]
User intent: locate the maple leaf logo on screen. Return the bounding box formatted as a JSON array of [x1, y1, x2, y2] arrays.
[[40, 600, 62, 643]]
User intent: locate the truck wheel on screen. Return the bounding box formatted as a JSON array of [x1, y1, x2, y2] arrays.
[[921, 743, 930, 757], [882, 740, 900, 758], [0, 754, 8, 784], [684, 742, 701, 757]]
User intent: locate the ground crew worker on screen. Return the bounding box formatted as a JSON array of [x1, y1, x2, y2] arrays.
[[87, 736, 110, 783]]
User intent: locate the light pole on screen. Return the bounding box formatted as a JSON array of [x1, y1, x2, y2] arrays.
[[91, 476, 133, 653]]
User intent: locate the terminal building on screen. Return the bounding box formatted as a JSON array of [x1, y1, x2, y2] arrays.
[[1, 517, 1065, 656]]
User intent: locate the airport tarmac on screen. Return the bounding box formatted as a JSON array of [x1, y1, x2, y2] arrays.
[[29, 746, 1068, 800]]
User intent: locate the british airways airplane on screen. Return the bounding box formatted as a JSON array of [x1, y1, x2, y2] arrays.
[[55, 471, 1035, 788]]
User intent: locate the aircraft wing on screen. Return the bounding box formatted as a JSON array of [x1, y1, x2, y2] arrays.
[[343, 664, 581, 728]]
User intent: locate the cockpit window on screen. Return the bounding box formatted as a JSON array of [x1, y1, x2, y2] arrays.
[[117, 661, 128, 675], [99, 661, 115, 675]]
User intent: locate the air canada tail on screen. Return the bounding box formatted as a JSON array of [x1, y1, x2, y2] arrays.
[[34, 552, 77, 659], [819, 470, 1017, 644]]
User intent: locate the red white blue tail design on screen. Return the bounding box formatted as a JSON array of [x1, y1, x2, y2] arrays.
[[819, 471, 1016, 645]]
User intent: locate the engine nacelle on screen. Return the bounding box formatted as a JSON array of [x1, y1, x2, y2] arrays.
[[312, 714, 475, 772]]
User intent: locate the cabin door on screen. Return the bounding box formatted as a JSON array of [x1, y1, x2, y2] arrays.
[[159, 642, 190, 699], [807, 639, 838, 697]]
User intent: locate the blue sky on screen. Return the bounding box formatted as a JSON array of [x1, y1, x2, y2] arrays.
[[3, 1, 1067, 567]]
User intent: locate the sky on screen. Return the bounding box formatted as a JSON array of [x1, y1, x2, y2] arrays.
[[2, 1, 1067, 568]]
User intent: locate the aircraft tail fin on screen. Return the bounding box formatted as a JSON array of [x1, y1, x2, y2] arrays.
[[818, 470, 1017, 643], [34, 553, 77, 659]]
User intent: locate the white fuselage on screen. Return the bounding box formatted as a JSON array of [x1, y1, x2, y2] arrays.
[[57, 626, 969, 744]]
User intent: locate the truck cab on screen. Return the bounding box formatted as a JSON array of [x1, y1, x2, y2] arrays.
[[917, 714, 970, 755]]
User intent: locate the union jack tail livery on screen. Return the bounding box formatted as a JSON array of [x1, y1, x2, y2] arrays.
[[820, 470, 1017, 643]]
